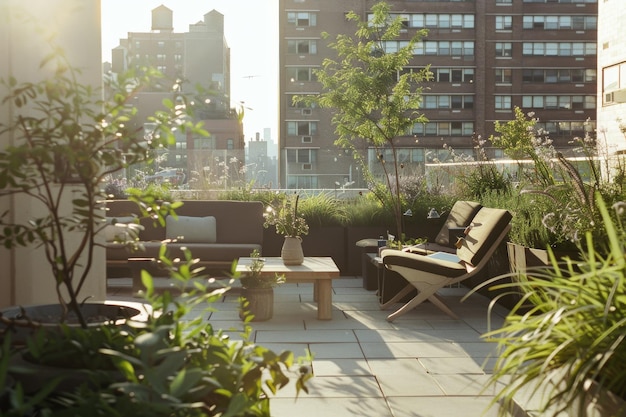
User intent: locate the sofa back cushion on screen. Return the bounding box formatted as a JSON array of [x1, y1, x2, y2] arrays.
[[434, 201, 482, 247], [166, 215, 217, 243], [456, 207, 512, 267], [105, 200, 264, 245]]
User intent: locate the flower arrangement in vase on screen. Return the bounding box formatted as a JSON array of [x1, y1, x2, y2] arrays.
[[263, 193, 309, 265]]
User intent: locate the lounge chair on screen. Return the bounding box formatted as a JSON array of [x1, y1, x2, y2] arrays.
[[405, 200, 482, 255], [380, 206, 512, 321]]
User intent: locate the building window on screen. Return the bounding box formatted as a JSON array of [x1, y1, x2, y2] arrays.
[[523, 0, 597, 3], [424, 68, 474, 83], [496, 0, 513, 4], [495, 42, 512, 57], [411, 121, 474, 136], [372, 13, 474, 29], [495, 16, 512, 30], [194, 136, 215, 149], [410, 41, 474, 57], [156, 54, 166, 61], [287, 175, 317, 189], [495, 68, 512, 83], [287, 148, 317, 164], [522, 42, 596, 56], [287, 39, 318, 55], [523, 15, 596, 30], [522, 68, 596, 83], [287, 11, 317, 27], [287, 94, 318, 108], [495, 96, 512, 110], [287, 67, 317, 82], [157, 41, 165, 48], [287, 121, 318, 136], [423, 95, 473, 109], [522, 95, 596, 110]]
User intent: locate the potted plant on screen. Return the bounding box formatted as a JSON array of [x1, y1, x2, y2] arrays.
[[238, 249, 285, 322], [469, 194, 626, 417], [487, 107, 620, 272], [263, 193, 309, 265], [0, 44, 201, 331], [2, 248, 311, 415]]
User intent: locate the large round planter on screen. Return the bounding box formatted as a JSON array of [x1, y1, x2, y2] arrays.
[[8, 350, 123, 395], [240, 287, 274, 322], [0, 301, 146, 346], [281, 236, 304, 265]]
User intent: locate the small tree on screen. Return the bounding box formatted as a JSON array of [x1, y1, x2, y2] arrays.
[[489, 106, 555, 187], [296, 1, 431, 239], [0, 48, 206, 327]]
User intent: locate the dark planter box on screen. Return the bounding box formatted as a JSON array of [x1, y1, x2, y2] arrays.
[[301, 226, 347, 273], [262, 226, 347, 273], [345, 226, 390, 276], [262, 227, 284, 257]]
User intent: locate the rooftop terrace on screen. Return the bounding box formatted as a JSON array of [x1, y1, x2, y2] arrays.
[[108, 275, 512, 417]]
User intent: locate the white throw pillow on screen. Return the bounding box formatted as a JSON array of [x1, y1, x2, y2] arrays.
[[166, 216, 217, 243], [104, 224, 128, 242], [104, 216, 138, 242]]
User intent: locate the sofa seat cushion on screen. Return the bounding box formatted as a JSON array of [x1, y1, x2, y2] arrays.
[[139, 242, 262, 264], [106, 243, 131, 261]]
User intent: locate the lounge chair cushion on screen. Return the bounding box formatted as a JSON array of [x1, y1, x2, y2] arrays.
[[381, 249, 467, 278], [434, 201, 482, 246], [456, 207, 512, 267]]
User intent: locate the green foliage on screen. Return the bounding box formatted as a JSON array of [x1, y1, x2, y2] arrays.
[[3, 247, 310, 415], [473, 194, 626, 416], [297, 192, 349, 227], [489, 107, 555, 187], [0, 44, 205, 327], [476, 190, 573, 251], [295, 1, 431, 239], [263, 193, 309, 237], [239, 249, 285, 289], [460, 164, 511, 199], [342, 196, 394, 227]]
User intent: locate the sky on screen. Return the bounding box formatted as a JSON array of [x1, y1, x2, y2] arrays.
[[101, 0, 278, 142]]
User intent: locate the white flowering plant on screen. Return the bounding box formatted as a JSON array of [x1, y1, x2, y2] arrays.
[[263, 194, 309, 238]]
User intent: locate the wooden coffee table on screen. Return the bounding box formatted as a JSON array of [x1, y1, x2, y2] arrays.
[[236, 257, 340, 320]]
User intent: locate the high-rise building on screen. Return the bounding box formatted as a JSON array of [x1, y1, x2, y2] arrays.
[[597, 0, 626, 156], [111, 6, 243, 183], [279, 0, 598, 189]]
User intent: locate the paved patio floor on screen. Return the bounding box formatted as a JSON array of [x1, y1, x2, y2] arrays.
[[108, 275, 512, 417]]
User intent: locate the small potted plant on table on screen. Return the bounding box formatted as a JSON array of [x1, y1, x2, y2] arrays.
[[239, 249, 285, 322]]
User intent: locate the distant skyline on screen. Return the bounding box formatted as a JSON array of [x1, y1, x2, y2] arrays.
[[101, 0, 278, 142]]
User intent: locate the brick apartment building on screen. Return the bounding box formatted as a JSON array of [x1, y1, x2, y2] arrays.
[[279, 0, 598, 189], [111, 6, 244, 184]]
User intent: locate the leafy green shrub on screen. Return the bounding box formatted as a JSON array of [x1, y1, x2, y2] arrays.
[[342, 196, 394, 227], [4, 247, 311, 415], [298, 192, 348, 227], [473, 195, 626, 416], [459, 164, 511, 199]]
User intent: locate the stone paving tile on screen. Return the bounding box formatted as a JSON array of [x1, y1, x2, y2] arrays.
[[108, 276, 507, 417], [270, 397, 394, 417], [387, 396, 501, 417]]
